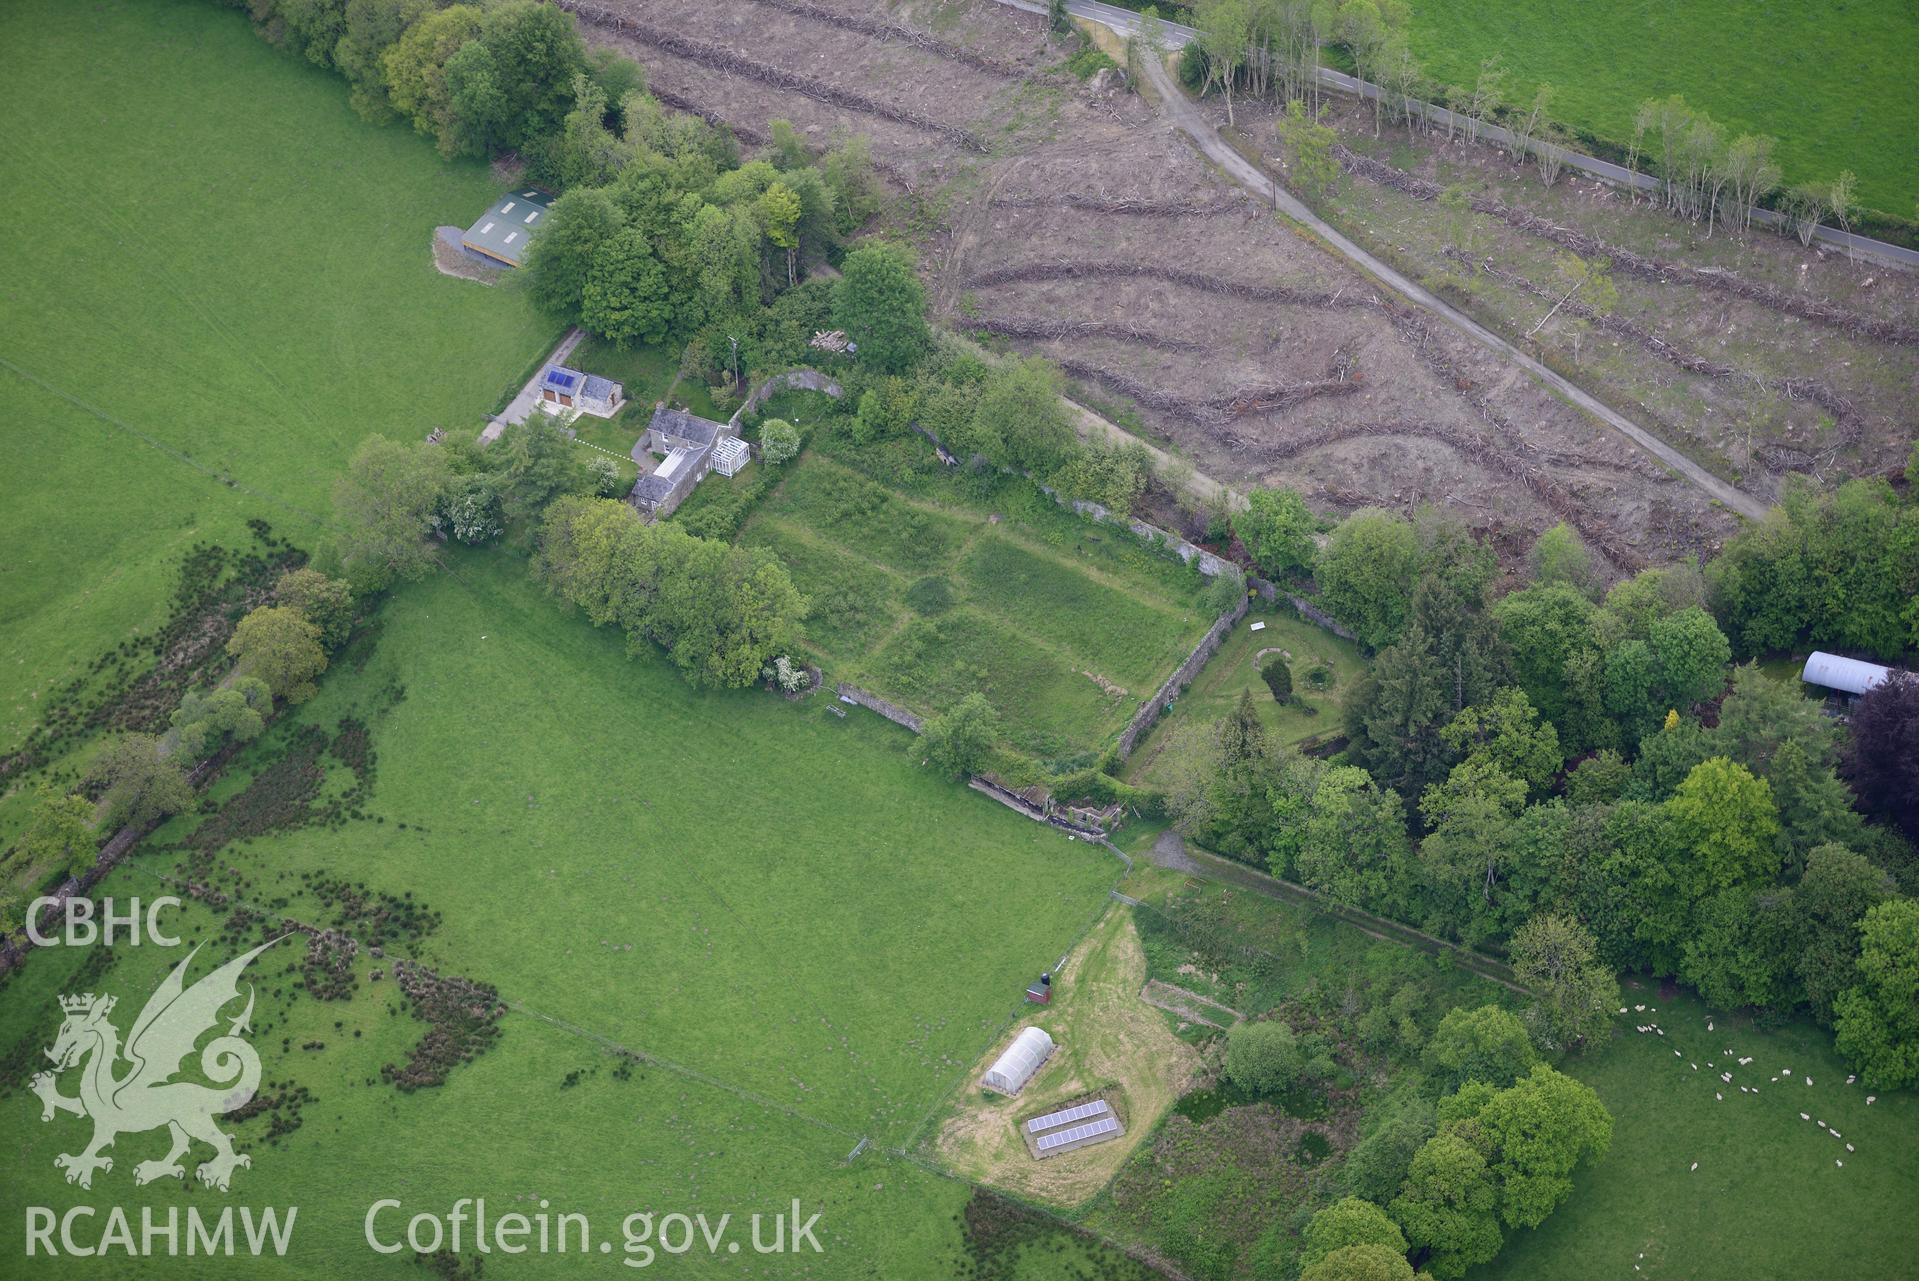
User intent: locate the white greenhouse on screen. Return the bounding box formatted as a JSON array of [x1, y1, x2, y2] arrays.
[[982, 1026, 1055, 1095]]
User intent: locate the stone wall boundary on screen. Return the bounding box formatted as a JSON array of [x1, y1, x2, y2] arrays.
[[1117, 594, 1250, 760], [729, 367, 844, 430], [835, 682, 925, 733]]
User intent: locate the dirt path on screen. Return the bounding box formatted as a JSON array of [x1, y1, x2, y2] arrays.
[[1117, 49, 1768, 522]]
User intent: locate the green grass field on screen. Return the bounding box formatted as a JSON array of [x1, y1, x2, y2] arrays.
[[0, 0, 555, 756], [1405, 0, 1919, 221], [742, 452, 1215, 759], [1122, 601, 1366, 787], [0, 554, 1133, 1275], [1479, 980, 1919, 1281]]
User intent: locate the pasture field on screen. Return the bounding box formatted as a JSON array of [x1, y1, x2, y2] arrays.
[[0, 554, 1138, 1275], [0, 0, 555, 760], [1405, 0, 1919, 220], [1480, 980, 1919, 1281], [741, 447, 1216, 759], [1121, 602, 1366, 789]]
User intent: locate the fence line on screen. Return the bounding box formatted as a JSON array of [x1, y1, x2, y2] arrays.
[[993, 0, 1918, 269]]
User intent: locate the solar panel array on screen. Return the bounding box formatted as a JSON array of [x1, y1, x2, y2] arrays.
[[1034, 1116, 1119, 1153], [1026, 1099, 1112, 1134]]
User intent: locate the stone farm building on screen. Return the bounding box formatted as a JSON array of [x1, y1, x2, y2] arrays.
[[461, 189, 551, 267], [538, 365, 622, 418], [631, 405, 748, 517]]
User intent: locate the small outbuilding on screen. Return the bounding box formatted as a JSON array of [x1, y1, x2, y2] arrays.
[[462, 189, 552, 267], [982, 1026, 1055, 1095], [538, 365, 623, 418], [1801, 651, 1895, 699]]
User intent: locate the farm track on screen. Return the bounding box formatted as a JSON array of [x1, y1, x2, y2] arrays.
[[1334, 144, 1919, 348], [1129, 49, 1768, 522], [584, 0, 1745, 566]]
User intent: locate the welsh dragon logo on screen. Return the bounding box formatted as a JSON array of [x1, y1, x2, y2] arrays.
[[30, 938, 281, 1192]]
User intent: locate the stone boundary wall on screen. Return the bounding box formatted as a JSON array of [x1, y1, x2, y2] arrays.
[[730, 367, 844, 430], [1117, 593, 1250, 760], [969, 777, 1109, 841], [835, 682, 924, 733], [1249, 577, 1359, 642]]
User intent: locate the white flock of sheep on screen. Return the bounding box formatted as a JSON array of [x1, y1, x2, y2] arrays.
[[1617, 1004, 1871, 1175]]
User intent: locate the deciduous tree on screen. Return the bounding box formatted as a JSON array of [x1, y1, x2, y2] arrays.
[[1318, 508, 1419, 651], [581, 225, 673, 346], [832, 243, 929, 373], [1510, 913, 1618, 1050], [1233, 486, 1318, 579], [227, 606, 327, 703], [1833, 899, 1919, 1088], [17, 785, 98, 880], [88, 735, 195, 831], [1425, 1004, 1536, 1093], [917, 692, 1000, 777], [1845, 673, 1919, 842], [275, 568, 355, 651], [1224, 1018, 1303, 1094]]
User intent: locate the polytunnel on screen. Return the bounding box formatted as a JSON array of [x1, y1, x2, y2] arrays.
[[981, 1026, 1055, 1094]]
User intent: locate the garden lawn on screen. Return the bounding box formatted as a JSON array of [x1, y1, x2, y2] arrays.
[[1405, 0, 1919, 221], [1122, 601, 1365, 788], [0, 554, 1132, 1275], [0, 0, 555, 758], [1481, 980, 1919, 1281], [744, 452, 1217, 758]]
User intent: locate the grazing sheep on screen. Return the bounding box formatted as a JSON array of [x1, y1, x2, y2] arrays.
[[1847, 1143, 1855, 1152], [1847, 1075, 1856, 1084], [1715, 1092, 1723, 1100], [1806, 1077, 1814, 1086], [1867, 1096, 1876, 1105], [1837, 1160, 1844, 1168], [1801, 1112, 1811, 1120], [1690, 1162, 1698, 1171]]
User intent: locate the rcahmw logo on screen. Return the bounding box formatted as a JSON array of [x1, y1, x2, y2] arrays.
[[23, 938, 299, 1259]]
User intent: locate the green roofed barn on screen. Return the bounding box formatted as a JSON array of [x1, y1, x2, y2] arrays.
[[462, 188, 552, 267]]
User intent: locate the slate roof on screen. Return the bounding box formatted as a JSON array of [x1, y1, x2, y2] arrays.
[[633, 473, 678, 503], [648, 404, 724, 447], [581, 374, 619, 404]]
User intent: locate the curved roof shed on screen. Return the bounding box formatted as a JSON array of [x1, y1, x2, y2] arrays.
[[1801, 652, 1893, 696], [982, 1027, 1055, 1095]]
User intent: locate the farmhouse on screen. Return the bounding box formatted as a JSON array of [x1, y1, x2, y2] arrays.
[[537, 365, 623, 418], [461, 189, 552, 267], [630, 404, 741, 517]]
